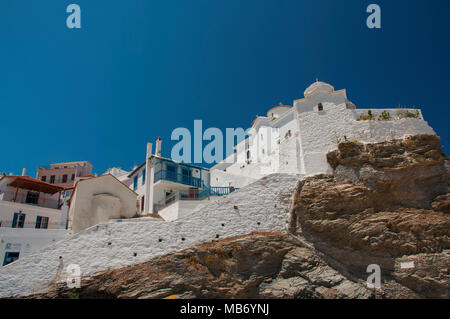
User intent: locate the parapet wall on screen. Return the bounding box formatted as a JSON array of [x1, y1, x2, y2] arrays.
[[0, 174, 299, 298], [298, 103, 436, 176]]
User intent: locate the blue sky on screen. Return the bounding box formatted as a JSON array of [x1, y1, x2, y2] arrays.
[[1, 0, 449, 176]]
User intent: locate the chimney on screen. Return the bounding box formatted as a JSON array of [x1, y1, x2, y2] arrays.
[[155, 137, 162, 157], [21, 168, 27, 176], [146, 142, 153, 160]]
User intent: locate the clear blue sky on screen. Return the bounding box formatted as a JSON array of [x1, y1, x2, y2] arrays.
[[1, 0, 449, 176]]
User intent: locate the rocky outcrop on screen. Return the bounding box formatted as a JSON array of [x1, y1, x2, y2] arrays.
[[28, 135, 450, 299], [31, 233, 374, 299], [292, 134, 449, 298]]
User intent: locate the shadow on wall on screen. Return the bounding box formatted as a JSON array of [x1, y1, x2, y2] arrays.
[[67, 175, 138, 234]]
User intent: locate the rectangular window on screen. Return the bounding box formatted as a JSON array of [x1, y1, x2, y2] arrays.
[[3, 252, 20, 266], [71, 174, 75, 181], [12, 212, 26, 228], [25, 191, 39, 204], [62, 175, 68, 183], [133, 175, 138, 190], [166, 164, 176, 181], [142, 168, 146, 185], [50, 175, 55, 184], [35, 216, 49, 229], [141, 196, 145, 212], [41, 176, 47, 182]]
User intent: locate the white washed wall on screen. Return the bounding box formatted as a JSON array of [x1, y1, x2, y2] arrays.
[[0, 174, 299, 298]]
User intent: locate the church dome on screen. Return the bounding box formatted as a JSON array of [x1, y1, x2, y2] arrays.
[[267, 103, 291, 118], [304, 81, 334, 98]]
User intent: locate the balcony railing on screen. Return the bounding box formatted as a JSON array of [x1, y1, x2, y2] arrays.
[[154, 169, 203, 188], [180, 186, 239, 200]]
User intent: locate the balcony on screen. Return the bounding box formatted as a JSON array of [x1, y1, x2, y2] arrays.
[[154, 169, 203, 188]]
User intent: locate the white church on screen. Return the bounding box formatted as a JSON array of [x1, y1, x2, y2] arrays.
[[210, 81, 435, 188], [106, 81, 435, 220]]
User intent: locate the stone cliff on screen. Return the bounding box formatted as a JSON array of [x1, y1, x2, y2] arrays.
[[28, 135, 450, 299]]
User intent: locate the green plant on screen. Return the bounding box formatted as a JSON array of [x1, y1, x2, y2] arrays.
[[358, 110, 374, 121], [378, 110, 391, 121], [405, 110, 420, 118]]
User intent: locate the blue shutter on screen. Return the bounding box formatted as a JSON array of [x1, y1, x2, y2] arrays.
[[18, 213, 26, 228], [35, 216, 42, 229], [142, 168, 146, 185], [12, 213, 18, 228]]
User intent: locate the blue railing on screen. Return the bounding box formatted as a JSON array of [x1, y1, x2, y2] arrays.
[[180, 186, 239, 200], [154, 169, 202, 188]]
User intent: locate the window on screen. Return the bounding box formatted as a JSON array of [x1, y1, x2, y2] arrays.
[[25, 191, 39, 204], [166, 164, 176, 181], [142, 168, 146, 185], [3, 252, 20, 266], [133, 175, 138, 191], [140, 196, 145, 212], [41, 176, 47, 182], [247, 150, 251, 160], [318, 103, 324, 111], [35, 216, 49, 229], [50, 175, 55, 184], [12, 212, 26, 228], [62, 175, 68, 183], [71, 174, 75, 181]]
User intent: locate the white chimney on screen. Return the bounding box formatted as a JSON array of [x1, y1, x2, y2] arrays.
[[155, 137, 162, 157], [21, 168, 27, 176], [146, 142, 153, 160]]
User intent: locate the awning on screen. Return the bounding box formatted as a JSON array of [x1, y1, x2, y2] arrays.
[[5, 176, 64, 194]]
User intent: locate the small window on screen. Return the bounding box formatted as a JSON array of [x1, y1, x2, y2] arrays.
[[41, 176, 47, 182], [318, 103, 324, 111], [35, 216, 49, 229], [25, 191, 39, 205], [140, 196, 145, 212], [247, 150, 250, 160], [133, 175, 138, 191], [71, 174, 75, 181], [62, 175, 68, 183], [50, 175, 55, 184], [142, 168, 146, 185], [12, 212, 26, 228], [3, 252, 20, 266]]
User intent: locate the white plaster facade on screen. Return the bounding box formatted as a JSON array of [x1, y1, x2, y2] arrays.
[[0, 228, 68, 267], [211, 81, 436, 184], [67, 175, 138, 234]]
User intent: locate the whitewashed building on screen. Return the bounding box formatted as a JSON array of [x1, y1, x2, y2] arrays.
[[0, 174, 68, 266], [211, 81, 436, 187]]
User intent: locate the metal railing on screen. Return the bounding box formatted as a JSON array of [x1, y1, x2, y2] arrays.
[[154, 169, 203, 188], [180, 186, 239, 200]]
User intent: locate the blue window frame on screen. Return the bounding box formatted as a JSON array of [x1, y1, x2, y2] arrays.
[[133, 175, 138, 190], [35, 216, 49, 229], [3, 252, 20, 266], [12, 212, 26, 228], [142, 168, 146, 185]]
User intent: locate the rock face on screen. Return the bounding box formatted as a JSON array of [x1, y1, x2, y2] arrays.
[[292, 134, 449, 298], [31, 135, 450, 299], [33, 233, 374, 299]]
